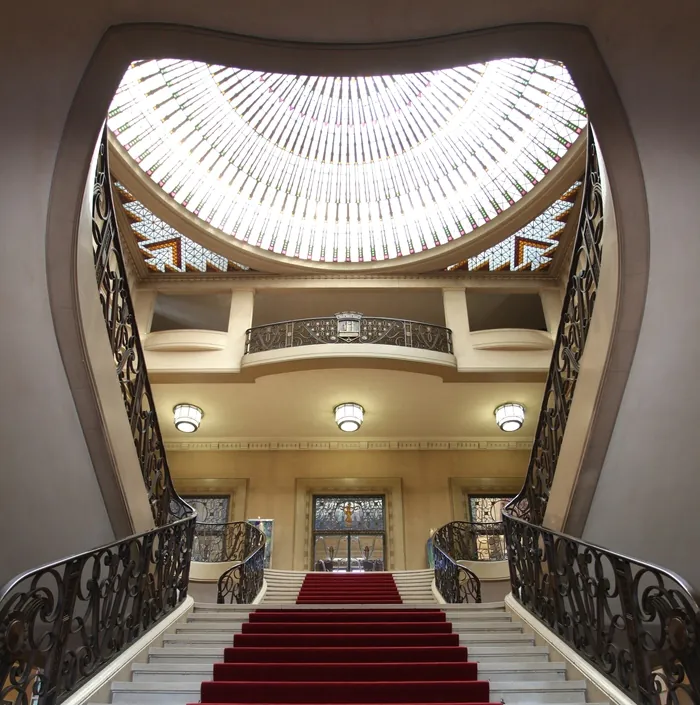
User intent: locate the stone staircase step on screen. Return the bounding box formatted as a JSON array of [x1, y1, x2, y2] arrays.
[[468, 645, 551, 662], [489, 680, 588, 703], [131, 661, 566, 684]]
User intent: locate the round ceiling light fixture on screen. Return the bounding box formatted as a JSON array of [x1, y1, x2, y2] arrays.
[[494, 403, 525, 432], [334, 403, 364, 433], [173, 403, 203, 433]]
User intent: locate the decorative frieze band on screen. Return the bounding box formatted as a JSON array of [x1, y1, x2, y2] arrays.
[[164, 438, 533, 452]]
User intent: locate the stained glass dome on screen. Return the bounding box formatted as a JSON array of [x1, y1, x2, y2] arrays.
[[108, 58, 586, 265]]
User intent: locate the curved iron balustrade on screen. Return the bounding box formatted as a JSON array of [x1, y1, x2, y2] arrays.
[[435, 521, 507, 563], [0, 518, 194, 705], [192, 521, 263, 564], [217, 526, 267, 604], [431, 524, 482, 603], [503, 132, 699, 704], [433, 132, 700, 703], [245, 316, 452, 355], [507, 133, 604, 528], [504, 511, 700, 705], [0, 128, 258, 705]]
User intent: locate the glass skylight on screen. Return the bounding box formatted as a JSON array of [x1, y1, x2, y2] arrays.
[[109, 58, 586, 264], [114, 181, 249, 273], [446, 181, 582, 272]]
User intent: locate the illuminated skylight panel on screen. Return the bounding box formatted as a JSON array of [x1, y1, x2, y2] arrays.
[[109, 58, 586, 263], [113, 182, 249, 273], [446, 181, 581, 272]]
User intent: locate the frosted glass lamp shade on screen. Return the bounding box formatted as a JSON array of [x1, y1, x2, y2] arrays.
[[334, 403, 364, 433], [174, 404, 203, 433], [495, 403, 525, 432]]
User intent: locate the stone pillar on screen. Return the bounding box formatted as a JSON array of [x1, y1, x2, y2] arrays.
[[539, 287, 564, 337], [442, 288, 470, 369], [228, 289, 256, 363], [132, 288, 157, 338]]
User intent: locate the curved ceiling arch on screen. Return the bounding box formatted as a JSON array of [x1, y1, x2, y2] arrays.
[[108, 56, 586, 271]]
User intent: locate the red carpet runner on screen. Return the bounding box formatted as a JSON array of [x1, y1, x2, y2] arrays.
[[195, 605, 497, 704], [296, 573, 402, 604]]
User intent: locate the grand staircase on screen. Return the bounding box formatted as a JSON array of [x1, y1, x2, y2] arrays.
[[107, 599, 606, 705]]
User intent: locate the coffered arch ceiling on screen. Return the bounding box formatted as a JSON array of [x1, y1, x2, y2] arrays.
[[108, 56, 587, 275]]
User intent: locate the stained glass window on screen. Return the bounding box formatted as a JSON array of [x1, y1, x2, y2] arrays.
[[446, 181, 581, 272], [108, 58, 586, 264], [182, 495, 230, 524], [313, 496, 385, 532], [467, 495, 513, 523], [113, 181, 249, 273]]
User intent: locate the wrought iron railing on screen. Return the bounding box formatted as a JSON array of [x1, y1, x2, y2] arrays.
[[501, 133, 700, 704], [431, 524, 482, 603], [0, 518, 194, 705], [434, 521, 507, 563], [0, 127, 196, 705], [504, 515, 700, 705], [507, 133, 604, 527], [217, 524, 266, 604], [245, 315, 452, 355], [192, 522, 261, 564]]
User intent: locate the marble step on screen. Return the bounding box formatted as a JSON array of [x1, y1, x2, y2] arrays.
[[193, 601, 504, 612], [146, 643, 551, 664], [109, 679, 588, 705], [490, 680, 588, 703], [175, 620, 522, 634], [160, 631, 533, 647], [130, 661, 567, 683]]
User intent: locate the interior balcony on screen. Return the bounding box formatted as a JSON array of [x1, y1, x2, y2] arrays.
[[135, 283, 561, 383]]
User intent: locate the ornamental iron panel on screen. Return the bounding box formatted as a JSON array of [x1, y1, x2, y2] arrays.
[[216, 523, 267, 604], [245, 315, 452, 355], [504, 515, 700, 705], [506, 134, 604, 527], [498, 133, 700, 704], [0, 127, 198, 705]]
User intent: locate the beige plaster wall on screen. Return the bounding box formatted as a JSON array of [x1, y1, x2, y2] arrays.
[[169, 449, 528, 570]]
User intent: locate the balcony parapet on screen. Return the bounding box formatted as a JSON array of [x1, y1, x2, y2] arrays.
[[245, 314, 452, 355]]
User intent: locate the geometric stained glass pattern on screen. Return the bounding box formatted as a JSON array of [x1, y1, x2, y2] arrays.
[[113, 181, 251, 273], [108, 58, 587, 264], [445, 180, 582, 272], [181, 495, 230, 524], [313, 495, 385, 533]]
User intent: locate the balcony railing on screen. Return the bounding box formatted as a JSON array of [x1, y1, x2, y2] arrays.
[[192, 521, 259, 564], [436, 521, 507, 563], [245, 314, 452, 355]]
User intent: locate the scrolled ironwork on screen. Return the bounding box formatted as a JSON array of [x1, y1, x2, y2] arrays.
[[0, 126, 196, 705], [216, 524, 266, 604], [0, 518, 195, 705], [192, 522, 257, 564], [431, 523, 482, 603], [245, 316, 452, 355], [92, 129, 188, 526], [500, 131, 700, 704], [504, 515, 700, 705], [508, 132, 604, 526], [435, 521, 507, 563]]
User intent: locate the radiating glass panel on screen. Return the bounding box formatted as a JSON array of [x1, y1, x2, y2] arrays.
[[109, 58, 586, 264]]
